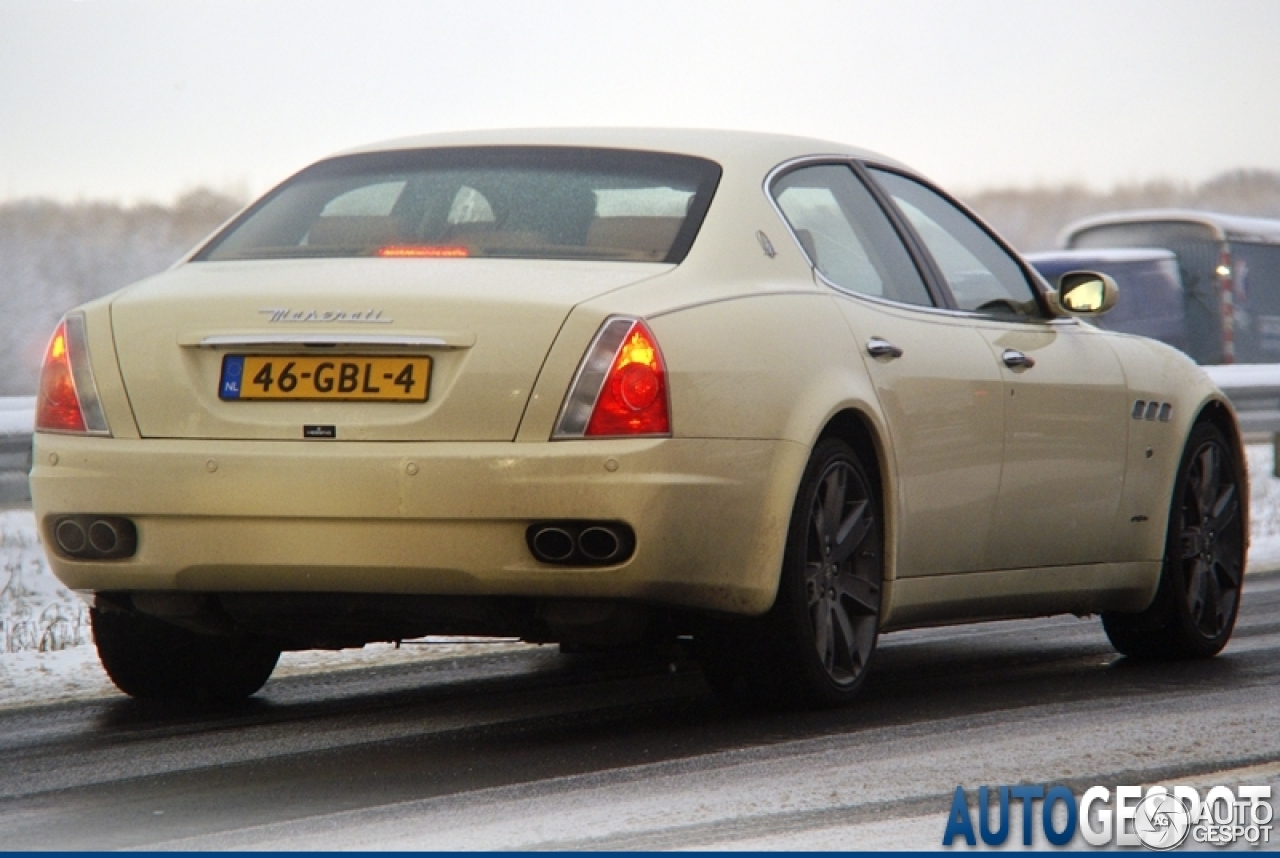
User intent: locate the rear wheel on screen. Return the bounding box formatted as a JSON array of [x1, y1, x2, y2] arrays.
[[700, 438, 883, 708], [92, 607, 280, 702], [1102, 422, 1244, 659]]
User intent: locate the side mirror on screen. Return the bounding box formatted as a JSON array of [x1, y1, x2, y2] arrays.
[[1055, 270, 1119, 316]]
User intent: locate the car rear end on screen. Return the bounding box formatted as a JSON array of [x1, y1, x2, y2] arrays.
[[29, 142, 807, 650]]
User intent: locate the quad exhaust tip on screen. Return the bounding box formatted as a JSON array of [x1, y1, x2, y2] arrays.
[[51, 515, 137, 560], [531, 527, 576, 563], [527, 521, 635, 566]]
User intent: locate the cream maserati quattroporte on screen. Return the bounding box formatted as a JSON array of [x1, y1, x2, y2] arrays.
[[30, 129, 1246, 706]]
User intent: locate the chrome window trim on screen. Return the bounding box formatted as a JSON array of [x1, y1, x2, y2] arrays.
[[762, 154, 1064, 330], [763, 155, 1068, 328], [762, 155, 944, 313], [815, 268, 1079, 328]]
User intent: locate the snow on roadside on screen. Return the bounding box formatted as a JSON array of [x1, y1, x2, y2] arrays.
[[3, 442, 1280, 710], [0, 396, 34, 435], [1246, 442, 1280, 569]]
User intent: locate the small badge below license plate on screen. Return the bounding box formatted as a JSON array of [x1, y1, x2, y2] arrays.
[[219, 355, 431, 402]]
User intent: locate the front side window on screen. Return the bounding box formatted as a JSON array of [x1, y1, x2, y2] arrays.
[[197, 147, 722, 264], [870, 168, 1040, 318], [771, 164, 933, 307]]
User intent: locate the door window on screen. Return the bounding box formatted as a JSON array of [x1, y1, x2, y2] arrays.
[[870, 169, 1040, 318], [772, 164, 933, 307]]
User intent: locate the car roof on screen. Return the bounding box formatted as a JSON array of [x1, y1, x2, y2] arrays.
[[329, 127, 915, 175], [1024, 248, 1177, 264], [1061, 209, 1280, 246]]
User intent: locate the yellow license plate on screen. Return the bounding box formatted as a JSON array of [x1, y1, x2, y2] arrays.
[[219, 355, 431, 402]]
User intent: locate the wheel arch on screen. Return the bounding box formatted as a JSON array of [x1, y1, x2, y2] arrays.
[[1194, 396, 1245, 453], [816, 408, 886, 505], [811, 406, 901, 588], [1193, 396, 1250, 553]]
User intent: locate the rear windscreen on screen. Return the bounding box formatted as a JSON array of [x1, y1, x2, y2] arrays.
[[196, 147, 722, 264]]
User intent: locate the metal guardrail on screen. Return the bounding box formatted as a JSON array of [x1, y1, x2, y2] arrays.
[[1202, 365, 1280, 436], [0, 396, 34, 504], [1201, 365, 1280, 478], [0, 366, 1279, 500]]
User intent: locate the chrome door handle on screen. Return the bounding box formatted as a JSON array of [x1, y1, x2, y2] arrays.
[[866, 337, 904, 359], [1002, 349, 1035, 369]]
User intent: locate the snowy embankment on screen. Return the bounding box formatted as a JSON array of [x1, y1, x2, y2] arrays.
[[3, 444, 1280, 710], [0, 396, 35, 434]]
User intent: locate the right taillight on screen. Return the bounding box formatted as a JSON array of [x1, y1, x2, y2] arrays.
[[554, 316, 670, 439], [36, 313, 109, 435]]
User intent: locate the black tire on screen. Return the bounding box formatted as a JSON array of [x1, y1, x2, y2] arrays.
[[91, 607, 280, 702], [700, 438, 883, 708], [1102, 422, 1245, 659]]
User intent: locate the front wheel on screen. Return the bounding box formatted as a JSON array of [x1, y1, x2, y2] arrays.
[[1102, 422, 1245, 659], [92, 607, 280, 702], [700, 438, 883, 707]]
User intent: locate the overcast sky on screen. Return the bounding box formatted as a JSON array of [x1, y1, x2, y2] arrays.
[[3, 0, 1279, 204]]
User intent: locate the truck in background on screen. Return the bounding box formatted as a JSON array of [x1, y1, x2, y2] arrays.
[[1059, 210, 1280, 364]]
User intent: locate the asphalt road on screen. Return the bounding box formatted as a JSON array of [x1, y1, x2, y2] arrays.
[[3, 573, 1280, 850]]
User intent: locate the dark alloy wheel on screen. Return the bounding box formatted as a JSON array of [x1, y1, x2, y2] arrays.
[[92, 607, 281, 702], [797, 444, 882, 691], [699, 438, 883, 707], [1103, 422, 1245, 659]]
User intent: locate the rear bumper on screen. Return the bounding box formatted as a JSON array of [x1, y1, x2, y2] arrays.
[[30, 434, 808, 615]]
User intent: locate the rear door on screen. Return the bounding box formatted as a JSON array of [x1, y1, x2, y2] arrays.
[[771, 163, 1005, 577]]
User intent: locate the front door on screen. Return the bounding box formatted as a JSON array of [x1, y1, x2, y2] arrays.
[[977, 320, 1130, 568], [867, 167, 1130, 571]]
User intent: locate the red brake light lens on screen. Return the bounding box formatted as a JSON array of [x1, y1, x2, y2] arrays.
[[585, 322, 669, 436], [35, 314, 109, 435], [36, 322, 85, 433], [554, 317, 670, 439], [376, 245, 470, 258]]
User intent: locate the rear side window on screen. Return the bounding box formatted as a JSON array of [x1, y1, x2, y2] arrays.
[[770, 163, 933, 307], [197, 147, 722, 264]]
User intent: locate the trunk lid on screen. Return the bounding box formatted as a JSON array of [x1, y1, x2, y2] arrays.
[[110, 258, 668, 441]]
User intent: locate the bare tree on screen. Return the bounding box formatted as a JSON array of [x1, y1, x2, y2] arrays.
[[0, 190, 243, 395]]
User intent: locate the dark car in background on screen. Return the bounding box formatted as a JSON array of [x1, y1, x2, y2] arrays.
[[1025, 248, 1185, 352], [1060, 210, 1280, 364]]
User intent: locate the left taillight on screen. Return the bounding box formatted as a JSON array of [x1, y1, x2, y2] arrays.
[[36, 313, 109, 436], [554, 316, 670, 439]]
